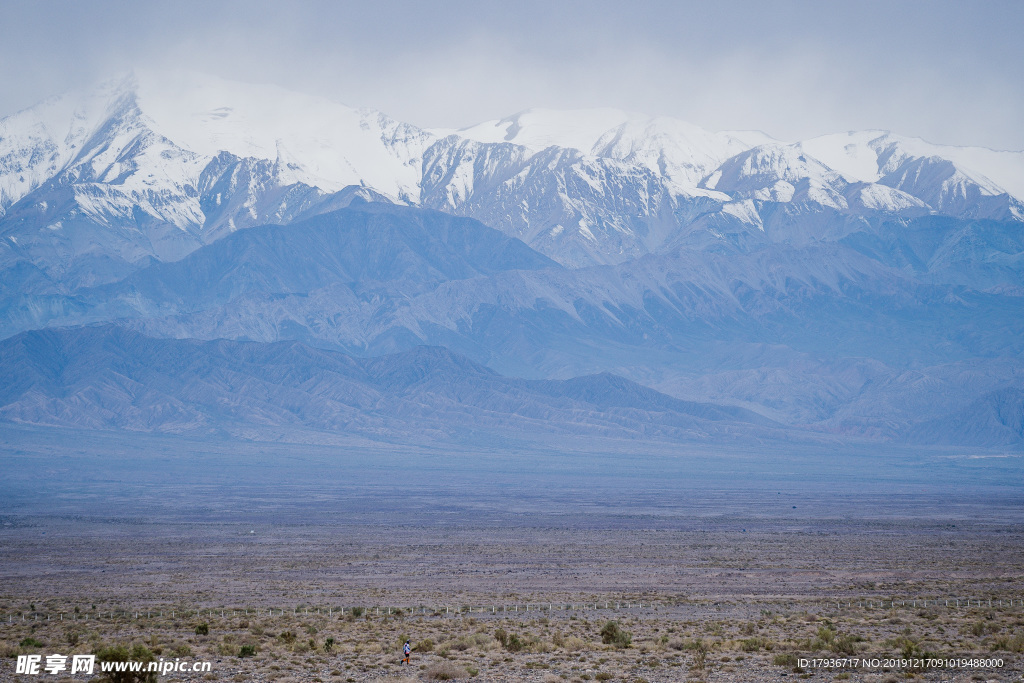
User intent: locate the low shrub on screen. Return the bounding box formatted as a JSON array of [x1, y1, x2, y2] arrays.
[[773, 653, 798, 667], [494, 628, 524, 652], [563, 636, 587, 652], [992, 634, 1024, 653], [426, 661, 470, 680], [95, 644, 157, 683], [833, 633, 859, 655], [691, 639, 709, 669], [600, 621, 631, 648]]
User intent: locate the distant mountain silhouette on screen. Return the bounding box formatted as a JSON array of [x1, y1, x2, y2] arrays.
[[0, 325, 780, 444]]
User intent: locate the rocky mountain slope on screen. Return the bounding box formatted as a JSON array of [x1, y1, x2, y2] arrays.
[[1, 73, 1022, 447], [0, 325, 778, 444], [3, 71, 1022, 288]]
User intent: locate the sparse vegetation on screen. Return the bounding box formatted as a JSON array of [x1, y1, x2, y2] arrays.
[[426, 661, 470, 680], [773, 652, 798, 666], [95, 644, 157, 683], [4, 518, 1023, 682], [600, 620, 631, 648], [0, 599, 1020, 682]]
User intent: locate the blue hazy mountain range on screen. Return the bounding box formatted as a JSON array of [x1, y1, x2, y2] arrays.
[[0, 325, 780, 445], [0, 73, 1022, 448], [2, 203, 1022, 446]]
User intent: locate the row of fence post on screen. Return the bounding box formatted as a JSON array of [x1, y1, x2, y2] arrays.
[[2, 601, 648, 624], [6, 597, 1021, 625]]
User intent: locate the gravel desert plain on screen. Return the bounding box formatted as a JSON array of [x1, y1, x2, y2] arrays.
[[2, 428, 1022, 683]]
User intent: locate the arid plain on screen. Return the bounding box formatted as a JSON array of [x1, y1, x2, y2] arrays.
[[2, 428, 1022, 682]]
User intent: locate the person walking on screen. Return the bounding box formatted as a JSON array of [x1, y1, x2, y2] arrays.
[[402, 640, 411, 665]]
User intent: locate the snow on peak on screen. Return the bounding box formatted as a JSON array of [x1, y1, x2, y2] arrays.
[[459, 107, 775, 193], [796, 131, 890, 183], [3, 70, 1023, 275], [131, 69, 436, 201], [0, 70, 443, 213], [0, 74, 141, 212], [458, 107, 642, 151], [798, 130, 1024, 201]]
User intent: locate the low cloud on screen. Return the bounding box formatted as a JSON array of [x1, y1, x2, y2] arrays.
[[3, 0, 1022, 150]]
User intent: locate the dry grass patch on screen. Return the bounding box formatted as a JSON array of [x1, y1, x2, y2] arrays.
[[425, 661, 471, 680]]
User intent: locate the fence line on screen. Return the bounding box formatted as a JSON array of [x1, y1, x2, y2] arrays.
[[3, 597, 1021, 626], [0, 601, 648, 625]]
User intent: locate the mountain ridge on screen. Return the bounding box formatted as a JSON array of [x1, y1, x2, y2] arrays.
[[3, 70, 1022, 287], [1, 74, 1022, 449], [0, 324, 783, 445]]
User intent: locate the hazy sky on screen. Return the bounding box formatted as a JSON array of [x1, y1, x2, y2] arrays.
[[4, 0, 1024, 150]]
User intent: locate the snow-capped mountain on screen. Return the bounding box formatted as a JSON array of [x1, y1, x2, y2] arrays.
[[2, 72, 1023, 448], [458, 107, 770, 193], [0, 71, 433, 291], [1, 70, 1022, 288], [0, 70, 434, 212]]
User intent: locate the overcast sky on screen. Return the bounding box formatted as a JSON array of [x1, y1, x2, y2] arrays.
[[4, 0, 1023, 150]]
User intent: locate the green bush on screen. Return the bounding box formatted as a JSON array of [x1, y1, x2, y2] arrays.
[[600, 621, 632, 648], [970, 621, 987, 637], [692, 639, 709, 669], [95, 644, 157, 683], [740, 637, 766, 652], [992, 634, 1024, 653], [490, 628, 526, 652], [19, 637, 44, 648], [194, 623, 209, 636], [899, 637, 922, 658], [505, 633, 524, 652], [239, 644, 256, 658], [773, 653, 798, 667], [833, 633, 859, 655]]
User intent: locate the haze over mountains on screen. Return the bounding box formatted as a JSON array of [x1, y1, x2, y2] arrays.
[[1, 71, 1023, 448], [0, 325, 781, 445]]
